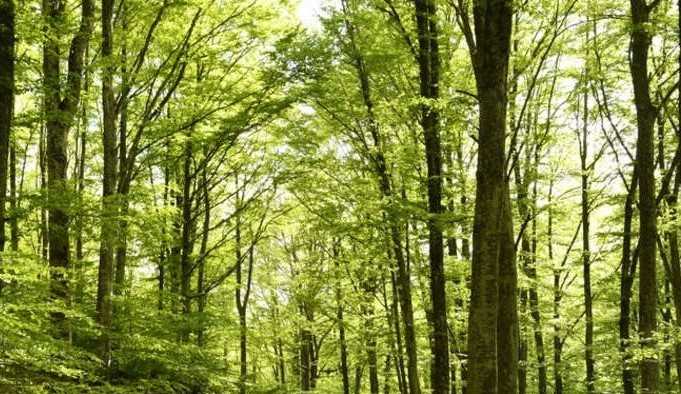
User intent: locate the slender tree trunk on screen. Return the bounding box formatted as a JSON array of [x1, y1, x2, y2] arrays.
[[234, 189, 255, 394], [413, 0, 449, 391], [179, 131, 193, 325], [549, 181, 564, 394], [512, 131, 530, 394], [354, 365, 363, 394], [658, 99, 673, 392], [74, 48, 88, 303], [663, 278, 671, 389], [96, 0, 116, 366], [384, 354, 392, 394], [336, 270, 350, 394], [9, 143, 16, 251], [39, 123, 47, 262], [630, 1, 659, 391], [278, 338, 286, 385], [196, 148, 209, 346], [235, 218, 247, 394], [340, 3, 420, 390], [620, 166, 638, 394], [0, 0, 14, 291], [362, 283, 379, 394], [580, 75, 595, 394], [390, 272, 408, 394], [301, 319, 313, 391], [239, 307, 248, 393], [465, 1, 517, 392], [529, 157, 546, 394], [114, 11, 129, 296]]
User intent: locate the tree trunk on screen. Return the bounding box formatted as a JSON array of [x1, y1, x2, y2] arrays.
[[336, 276, 350, 394], [549, 181, 564, 394], [301, 325, 313, 391], [630, 1, 659, 391], [0, 0, 14, 290], [196, 147, 209, 347], [413, 0, 449, 391], [74, 50, 88, 303], [39, 123, 47, 262], [179, 132, 193, 324], [580, 74, 595, 394], [465, 1, 517, 392], [235, 190, 255, 394], [114, 14, 129, 296], [620, 166, 638, 394], [42, 0, 94, 337], [9, 143, 16, 251], [96, 0, 116, 366], [239, 308, 247, 394], [390, 272, 408, 394], [340, 3, 420, 390]]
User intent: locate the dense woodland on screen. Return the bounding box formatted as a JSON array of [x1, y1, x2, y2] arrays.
[[0, 0, 680, 392]]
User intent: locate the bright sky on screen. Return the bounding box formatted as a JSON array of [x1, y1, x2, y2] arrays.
[[297, 0, 324, 29]]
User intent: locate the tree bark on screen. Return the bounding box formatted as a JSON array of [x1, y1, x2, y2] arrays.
[[0, 0, 14, 288], [579, 73, 595, 394], [96, 0, 116, 366], [9, 143, 16, 251], [114, 8, 129, 296], [629, 1, 659, 391], [196, 147, 209, 347], [335, 258, 351, 394], [464, 1, 517, 392], [42, 0, 94, 337], [180, 131, 193, 323], [620, 166, 638, 394], [413, 0, 449, 391], [549, 180, 564, 394]]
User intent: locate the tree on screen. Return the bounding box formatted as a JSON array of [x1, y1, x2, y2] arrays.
[[457, 0, 518, 392], [96, 0, 116, 366], [42, 0, 94, 337], [0, 0, 14, 278], [629, 0, 661, 391], [413, 0, 449, 391]]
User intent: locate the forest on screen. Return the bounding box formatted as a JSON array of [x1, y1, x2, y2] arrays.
[[0, 0, 680, 392]]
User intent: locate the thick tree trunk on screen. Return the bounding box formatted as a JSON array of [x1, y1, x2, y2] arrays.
[[466, 1, 517, 392], [96, 0, 116, 366], [42, 0, 94, 337], [630, 1, 659, 391]]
